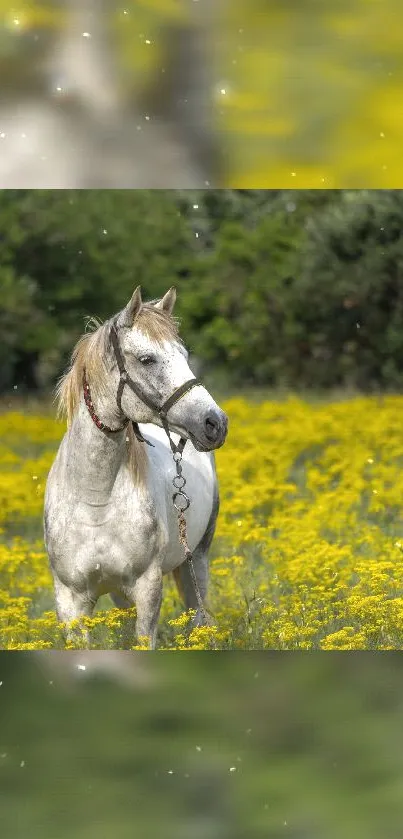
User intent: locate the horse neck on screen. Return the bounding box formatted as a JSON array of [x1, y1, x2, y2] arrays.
[[67, 401, 128, 504]]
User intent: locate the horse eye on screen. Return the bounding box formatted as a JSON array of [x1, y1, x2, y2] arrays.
[[138, 355, 155, 365]]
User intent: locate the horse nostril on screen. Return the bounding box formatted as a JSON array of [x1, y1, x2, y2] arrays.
[[204, 412, 220, 440]]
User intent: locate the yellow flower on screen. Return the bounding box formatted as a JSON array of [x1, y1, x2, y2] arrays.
[[3, 399, 403, 648]]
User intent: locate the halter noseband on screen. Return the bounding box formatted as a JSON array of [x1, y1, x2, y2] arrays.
[[83, 321, 202, 455]]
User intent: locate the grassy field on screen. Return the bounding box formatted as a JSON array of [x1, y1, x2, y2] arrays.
[[1, 392, 403, 649]]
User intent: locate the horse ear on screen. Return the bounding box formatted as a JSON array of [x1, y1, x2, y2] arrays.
[[116, 286, 142, 327], [155, 287, 177, 315]]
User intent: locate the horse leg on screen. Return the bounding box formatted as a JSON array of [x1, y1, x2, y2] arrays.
[[53, 574, 95, 648], [125, 564, 163, 650]]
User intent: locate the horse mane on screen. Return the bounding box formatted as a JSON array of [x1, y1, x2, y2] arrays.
[[56, 304, 181, 489]]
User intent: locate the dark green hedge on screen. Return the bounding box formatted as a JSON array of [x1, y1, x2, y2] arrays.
[[1, 189, 403, 392]]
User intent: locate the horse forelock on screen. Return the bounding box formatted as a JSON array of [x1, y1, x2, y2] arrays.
[[133, 304, 181, 345]]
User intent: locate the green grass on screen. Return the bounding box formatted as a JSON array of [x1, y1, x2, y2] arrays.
[[2, 653, 403, 839]]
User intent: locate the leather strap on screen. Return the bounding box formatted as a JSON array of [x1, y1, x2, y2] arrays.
[[159, 376, 202, 416], [109, 322, 202, 453]]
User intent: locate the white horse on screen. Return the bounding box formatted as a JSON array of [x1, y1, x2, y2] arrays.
[[44, 286, 228, 648]]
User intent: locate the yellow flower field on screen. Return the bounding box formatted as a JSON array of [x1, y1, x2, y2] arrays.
[[1, 396, 403, 650]]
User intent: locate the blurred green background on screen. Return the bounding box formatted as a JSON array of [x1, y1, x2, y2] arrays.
[[2, 188, 403, 397], [1, 1, 403, 186], [2, 652, 403, 838]]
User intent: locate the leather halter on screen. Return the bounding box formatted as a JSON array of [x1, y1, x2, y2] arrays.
[[83, 321, 202, 455]]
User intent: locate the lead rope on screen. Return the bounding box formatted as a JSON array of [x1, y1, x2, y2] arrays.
[[171, 449, 209, 626]]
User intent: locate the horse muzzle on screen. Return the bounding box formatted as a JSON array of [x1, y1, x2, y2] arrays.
[[189, 408, 228, 452]]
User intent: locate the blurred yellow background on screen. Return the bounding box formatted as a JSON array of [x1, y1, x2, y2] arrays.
[[1, 0, 403, 187]]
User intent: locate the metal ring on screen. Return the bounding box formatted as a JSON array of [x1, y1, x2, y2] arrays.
[[173, 491, 190, 512], [173, 475, 186, 489], [173, 452, 182, 463]]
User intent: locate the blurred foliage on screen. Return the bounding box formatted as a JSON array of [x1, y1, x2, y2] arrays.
[[2, 652, 403, 838], [1, 2, 403, 184], [2, 188, 403, 393]]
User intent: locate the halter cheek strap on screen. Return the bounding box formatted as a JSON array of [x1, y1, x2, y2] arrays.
[[83, 371, 129, 434], [84, 322, 202, 454]]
